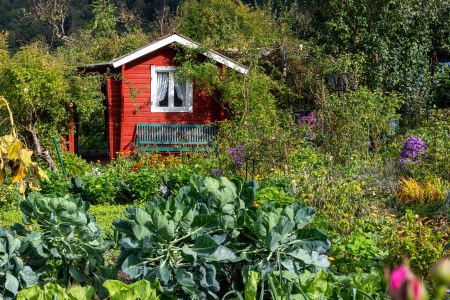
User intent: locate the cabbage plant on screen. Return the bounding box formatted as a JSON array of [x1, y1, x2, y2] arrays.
[[14, 194, 109, 285], [113, 175, 330, 299], [0, 229, 37, 299]]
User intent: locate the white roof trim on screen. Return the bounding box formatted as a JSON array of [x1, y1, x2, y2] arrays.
[[111, 34, 248, 74]]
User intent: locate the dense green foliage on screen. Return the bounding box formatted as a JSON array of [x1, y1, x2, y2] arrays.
[[317, 88, 402, 159], [15, 194, 109, 285], [113, 175, 330, 297], [0, 44, 69, 143], [0, 0, 449, 299], [177, 0, 277, 51], [0, 229, 37, 300]]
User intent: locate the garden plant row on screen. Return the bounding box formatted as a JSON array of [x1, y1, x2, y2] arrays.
[[0, 175, 398, 300]]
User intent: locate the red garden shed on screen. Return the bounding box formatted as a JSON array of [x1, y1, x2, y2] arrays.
[[79, 34, 248, 160]]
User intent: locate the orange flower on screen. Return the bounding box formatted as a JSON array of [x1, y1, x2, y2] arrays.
[[252, 201, 259, 207]]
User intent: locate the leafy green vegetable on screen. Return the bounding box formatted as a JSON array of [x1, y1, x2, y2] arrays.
[[268, 268, 386, 300], [0, 229, 37, 299], [14, 193, 109, 284], [113, 175, 330, 298], [17, 283, 94, 300], [103, 280, 160, 300]]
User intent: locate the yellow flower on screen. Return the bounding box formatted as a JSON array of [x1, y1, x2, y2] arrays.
[[329, 256, 335, 261], [7, 185, 13, 190]]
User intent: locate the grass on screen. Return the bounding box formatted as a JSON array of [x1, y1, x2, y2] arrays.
[[0, 204, 127, 232]]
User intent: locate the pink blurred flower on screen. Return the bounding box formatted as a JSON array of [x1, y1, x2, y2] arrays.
[[409, 277, 427, 300], [389, 265, 428, 300], [390, 265, 411, 290]]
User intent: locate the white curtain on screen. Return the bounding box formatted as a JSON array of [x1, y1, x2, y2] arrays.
[[174, 80, 186, 104], [156, 72, 169, 105]]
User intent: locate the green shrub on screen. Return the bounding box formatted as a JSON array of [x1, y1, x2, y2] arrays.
[[39, 170, 70, 196], [15, 193, 109, 285], [104, 155, 137, 181], [113, 175, 330, 298], [60, 152, 92, 178], [299, 175, 368, 235], [317, 87, 402, 161], [81, 172, 118, 204], [331, 232, 387, 274], [124, 170, 160, 202], [0, 229, 37, 299], [382, 210, 447, 279], [0, 184, 23, 207], [255, 186, 295, 206]]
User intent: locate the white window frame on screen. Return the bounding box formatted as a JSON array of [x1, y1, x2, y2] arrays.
[[151, 65, 193, 113]]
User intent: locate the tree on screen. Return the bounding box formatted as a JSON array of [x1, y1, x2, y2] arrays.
[[32, 0, 70, 45], [152, 1, 177, 37], [0, 43, 70, 170], [297, 0, 443, 123], [90, 0, 117, 38], [176, 0, 277, 51]]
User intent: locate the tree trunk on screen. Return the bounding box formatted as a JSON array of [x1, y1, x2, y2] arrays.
[[28, 126, 58, 172]]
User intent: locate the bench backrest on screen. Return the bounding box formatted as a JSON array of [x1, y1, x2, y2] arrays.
[[136, 124, 216, 146]]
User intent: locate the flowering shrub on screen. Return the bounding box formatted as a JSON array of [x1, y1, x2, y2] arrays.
[[400, 136, 427, 164], [228, 145, 247, 165], [298, 112, 317, 140], [382, 210, 446, 278]]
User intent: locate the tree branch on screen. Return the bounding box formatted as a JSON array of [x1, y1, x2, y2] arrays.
[[28, 125, 58, 172]]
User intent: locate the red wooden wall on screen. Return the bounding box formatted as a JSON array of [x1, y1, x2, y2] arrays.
[[107, 78, 122, 159], [107, 46, 224, 158]]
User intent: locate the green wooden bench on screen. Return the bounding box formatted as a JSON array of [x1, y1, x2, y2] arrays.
[[135, 124, 217, 152]]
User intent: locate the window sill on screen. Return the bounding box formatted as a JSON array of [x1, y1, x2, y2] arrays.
[[151, 107, 193, 113]]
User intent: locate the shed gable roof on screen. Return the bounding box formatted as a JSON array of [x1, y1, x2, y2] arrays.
[[85, 34, 248, 74]]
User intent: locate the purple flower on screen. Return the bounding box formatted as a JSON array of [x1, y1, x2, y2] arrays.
[[228, 145, 247, 165], [298, 112, 317, 140], [298, 112, 316, 128], [211, 168, 223, 177], [400, 136, 427, 164]]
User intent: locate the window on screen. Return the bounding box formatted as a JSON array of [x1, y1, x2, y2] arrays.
[[151, 66, 193, 112]]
